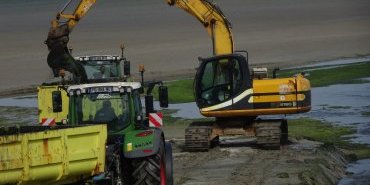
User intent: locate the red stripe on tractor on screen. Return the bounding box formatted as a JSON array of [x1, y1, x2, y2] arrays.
[[157, 112, 163, 119], [49, 119, 56, 126], [149, 116, 162, 127], [41, 118, 56, 126]]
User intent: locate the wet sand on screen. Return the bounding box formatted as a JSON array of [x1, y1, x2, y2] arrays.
[[0, 0, 370, 91], [0, 104, 349, 185]]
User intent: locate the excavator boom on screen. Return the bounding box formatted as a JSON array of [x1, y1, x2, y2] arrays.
[[167, 0, 233, 55]]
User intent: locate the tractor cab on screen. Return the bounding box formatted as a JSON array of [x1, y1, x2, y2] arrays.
[[74, 55, 126, 82], [65, 82, 168, 132]]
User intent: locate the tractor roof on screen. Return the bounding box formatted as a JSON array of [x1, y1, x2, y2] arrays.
[[67, 82, 141, 92], [74, 55, 121, 61]]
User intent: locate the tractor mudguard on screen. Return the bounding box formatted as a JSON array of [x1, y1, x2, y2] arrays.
[[123, 128, 163, 158]]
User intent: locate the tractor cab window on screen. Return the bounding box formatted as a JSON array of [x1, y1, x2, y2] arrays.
[[74, 92, 130, 132], [196, 56, 246, 108], [83, 61, 120, 80], [133, 90, 143, 118]]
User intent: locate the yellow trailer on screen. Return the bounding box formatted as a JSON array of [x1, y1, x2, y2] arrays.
[[0, 124, 107, 185]]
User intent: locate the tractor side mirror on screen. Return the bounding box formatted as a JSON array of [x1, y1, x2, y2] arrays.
[[52, 91, 62, 113], [139, 65, 145, 94], [159, 86, 168, 108], [145, 95, 155, 116], [139, 87, 145, 94], [124, 60, 130, 76]]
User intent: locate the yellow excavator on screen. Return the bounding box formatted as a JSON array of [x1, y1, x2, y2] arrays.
[[167, 0, 311, 150]]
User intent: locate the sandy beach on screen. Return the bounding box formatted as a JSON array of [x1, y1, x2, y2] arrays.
[[0, 0, 369, 91]]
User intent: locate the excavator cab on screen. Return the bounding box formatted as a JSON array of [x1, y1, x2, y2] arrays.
[[195, 52, 311, 118], [195, 53, 252, 109]]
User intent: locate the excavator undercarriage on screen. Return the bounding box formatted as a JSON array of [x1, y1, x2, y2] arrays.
[[185, 118, 289, 151]]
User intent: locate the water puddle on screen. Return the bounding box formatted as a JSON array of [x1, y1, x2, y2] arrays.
[[293, 82, 370, 145], [0, 95, 37, 107], [163, 102, 203, 119], [0, 106, 38, 126], [338, 159, 370, 185], [284, 55, 370, 70]]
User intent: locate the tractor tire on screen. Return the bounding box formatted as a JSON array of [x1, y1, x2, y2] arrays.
[[131, 140, 167, 185], [165, 142, 173, 185]]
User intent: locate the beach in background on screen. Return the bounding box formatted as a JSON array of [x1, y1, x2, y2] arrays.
[[0, 0, 369, 90]]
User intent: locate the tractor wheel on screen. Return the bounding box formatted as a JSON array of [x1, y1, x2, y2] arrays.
[[165, 142, 173, 185], [131, 141, 167, 185]]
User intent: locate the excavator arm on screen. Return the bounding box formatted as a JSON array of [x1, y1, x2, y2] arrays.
[[56, 0, 96, 32], [167, 0, 234, 55], [45, 0, 96, 82]]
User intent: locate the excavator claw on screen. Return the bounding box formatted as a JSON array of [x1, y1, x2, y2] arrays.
[[44, 0, 96, 83], [45, 25, 87, 83]]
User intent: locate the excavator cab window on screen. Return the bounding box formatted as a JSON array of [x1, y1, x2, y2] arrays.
[[195, 54, 251, 108]]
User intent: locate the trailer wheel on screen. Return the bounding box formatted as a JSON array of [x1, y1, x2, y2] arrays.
[[132, 141, 166, 185]]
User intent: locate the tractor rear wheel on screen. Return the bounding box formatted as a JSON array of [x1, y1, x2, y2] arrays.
[[165, 142, 173, 185], [131, 141, 166, 185]]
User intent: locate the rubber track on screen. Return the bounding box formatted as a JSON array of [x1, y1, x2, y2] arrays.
[[185, 125, 212, 151], [256, 121, 281, 148]]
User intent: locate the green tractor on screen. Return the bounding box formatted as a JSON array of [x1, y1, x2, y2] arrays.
[[54, 81, 173, 185]]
